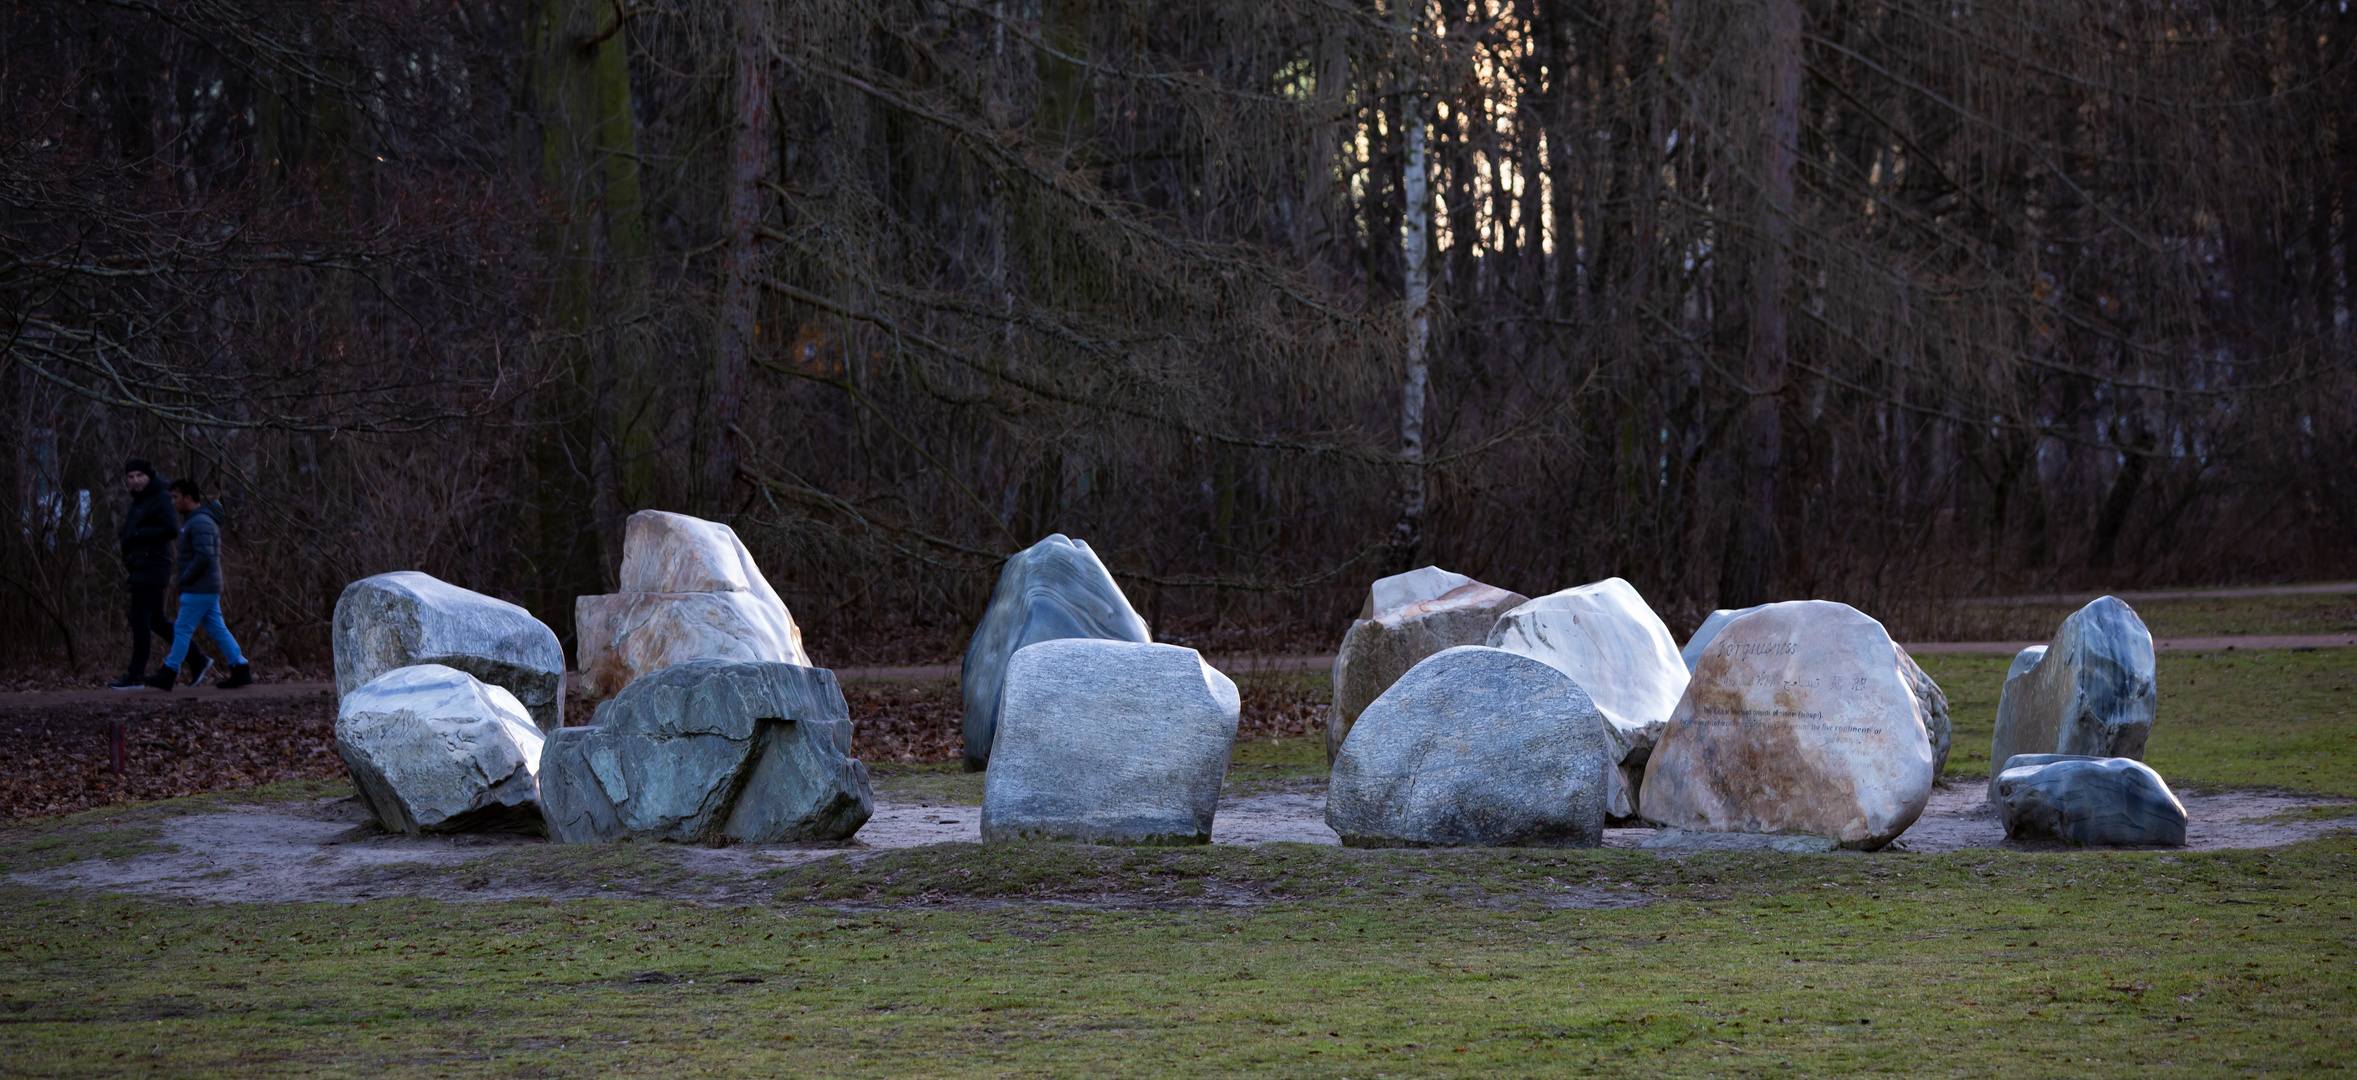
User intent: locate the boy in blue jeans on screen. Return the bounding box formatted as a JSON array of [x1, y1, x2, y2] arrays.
[[144, 478, 253, 691]]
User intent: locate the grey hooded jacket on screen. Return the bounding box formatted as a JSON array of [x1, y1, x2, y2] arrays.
[[176, 501, 227, 594]]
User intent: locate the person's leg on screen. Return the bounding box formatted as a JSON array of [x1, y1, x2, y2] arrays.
[[160, 593, 204, 671], [195, 596, 246, 666], [126, 585, 165, 675]]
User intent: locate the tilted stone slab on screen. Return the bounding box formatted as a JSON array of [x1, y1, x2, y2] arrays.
[[1681, 601, 1950, 778], [1327, 646, 1611, 848], [980, 639, 1239, 845], [575, 511, 809, 700], [1486, 577, 1688, 819], [335, 664, 545, 835], [538, 659, 871, 844], [1997, 754, 2186, 846], [333, 571, 566, 731], [1327, 568, 1527, 763], [960, 534, 1152, 771], [1988, 596, 2157, 802], [1639, 601, 1934, 851]]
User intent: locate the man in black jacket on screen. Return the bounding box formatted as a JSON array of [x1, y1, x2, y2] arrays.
[[109, 458, 178, 690], [144, 478, 251, 691]]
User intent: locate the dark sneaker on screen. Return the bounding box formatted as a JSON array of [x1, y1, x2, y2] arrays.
[[142, 669, 175, 692], [108, 674, 145, 690], [219, 664, 252, 690], [185, 656, 214, 687]]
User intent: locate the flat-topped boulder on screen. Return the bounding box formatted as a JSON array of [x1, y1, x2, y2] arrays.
[[1327, 646, 1611, 848], [335, 664, 546, 835], [1988, 596, 2157, 802], [333, 571, 566, 730], [960, 534, 1152, 771], [1639, 601, 1934, 851], [1328, 567, 1527, 762], [539, 658, 871, 844], [1997, 754, 2186, 846], [980, 639, 1238, 845], [575, 511, 810, 700], [1485, 577, 1688, 819]]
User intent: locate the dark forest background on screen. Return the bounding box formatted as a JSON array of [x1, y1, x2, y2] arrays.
[[4, 0, 2353, 676]]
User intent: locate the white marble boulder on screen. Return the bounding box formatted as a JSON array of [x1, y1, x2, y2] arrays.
[[1997, 754, 2187, 846], [980, 639, 1239, 845], [538, 658, 872, 844], [1327, 646, 1612, 848], [1485, 577, 1689, 820], [335, 664, 546, 835], [333, 571, 567, 731], [960, 534, 1153, 771], [1987, 596, 2157, 802], [1678, 605, 1764, 672], [575, 511, 810, 700], [1327, 567, 1528, 762], [1682, 600, 1951, 778], [1639, 601, 1934, 851]]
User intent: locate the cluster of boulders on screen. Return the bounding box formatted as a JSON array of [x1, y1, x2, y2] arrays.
[[330, 510, 870, 842]]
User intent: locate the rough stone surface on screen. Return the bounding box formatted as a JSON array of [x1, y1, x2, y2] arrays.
[[960, 535, 1152, 771], [1639, 601, 1934, 851], [335, 664, 545, 835], [575, 511, 809, 700], [980, 639, 1239, 845], [1997, 754, 2187, 846], [333, 572, 567, 731], [1326, 646, 1611, 848], [538, 659, 871, 844], [1486, 577, 1688, 819], [1897, 646, 1953, 778], [1679, 606, 1764, 672], [1988, 596, 2157, 802], [1327, 569, 1528, 763]]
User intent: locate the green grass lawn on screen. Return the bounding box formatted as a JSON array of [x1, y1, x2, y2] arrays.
[[1934, 591, 2357, 643]]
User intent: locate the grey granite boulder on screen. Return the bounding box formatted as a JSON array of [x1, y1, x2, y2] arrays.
[[335, 664, 546, 835], [1682, 601, 1951, 777], [979, 639, 1239, 845], [961, 534, 1152, 771], [1327, 568, 1528, 763], [1327, 646, 1611, 848], [1997, 754, 2187, 846], [1988, 596, 2157, 801], [334, 571, 567, 731], [538, 658, 872, 844]]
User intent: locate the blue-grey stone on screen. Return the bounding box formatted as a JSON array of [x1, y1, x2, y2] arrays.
[[539, 658, 872, 844], [1997, 754, 2187, 846], [1678, 605, 1764, 672], [334, 571, 567, 731], [980, 639, 1239, 845], [1989, 597, 2157, 801], [961, 535, 1152, 771], [335, 664, 546, 835], [1327, 646, 1611, 848]]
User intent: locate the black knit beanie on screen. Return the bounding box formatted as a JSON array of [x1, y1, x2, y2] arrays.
[[124, 457, 155, 477]]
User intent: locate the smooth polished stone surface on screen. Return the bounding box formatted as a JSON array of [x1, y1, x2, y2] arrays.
[[333, 571, 566, 731], [574, 511, 809, 700], [1486, 577, 1689, 819], [960, 534, 1152, 771], [335, 664, 545, 835], [1997, 754, 2187, 846], [1988, 597, 2157, 802], [1327, 646, 1611, 848], [1639, 601, 1934, 851], [1328, 570, 1528, 763], [980, 639, 1239, 845], [1679, 605, 1764, 672], [538, 659, 871, 844]]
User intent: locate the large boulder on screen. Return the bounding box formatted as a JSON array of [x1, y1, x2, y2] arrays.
[[1327, 568, 1527, 762], [335, 664, 546, 835], [1485, 577, 1688, 819], [980, 639, 1238, 845], [538, 658, 871, 844], [575, 511, 809, 700], [1326, 646, 1612, 848], [1678, 605, 1763, 672], [1987, 596, 2157, 802], [1997, 754, 2187, 846], [960, 534, 1152, 771], [1639, 601, 1934, 851], [333, 571, 566, 731], [1681, 600, 1950, 778]]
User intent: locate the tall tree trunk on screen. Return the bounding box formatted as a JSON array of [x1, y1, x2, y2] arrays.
[[1720, 0, 1798, 607], [709, 0, 773, 510], [1395, 0, 1431, 560]]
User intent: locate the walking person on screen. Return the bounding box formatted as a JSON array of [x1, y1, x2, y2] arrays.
[[108, 458, 179, 690], [144, 478, 252, 691]]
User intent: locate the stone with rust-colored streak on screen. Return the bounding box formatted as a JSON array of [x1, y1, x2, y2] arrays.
[[573, 510, 809, 699], [1639, 600, 1933, 851], [1327, 568, 1527, 763]]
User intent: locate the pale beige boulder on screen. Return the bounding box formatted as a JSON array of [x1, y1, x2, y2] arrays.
[[575, 511, 809, 699], [1485, 577, 1689, 819], [1326, 567, 1527, 762], [1638, 600, 1934, 851]]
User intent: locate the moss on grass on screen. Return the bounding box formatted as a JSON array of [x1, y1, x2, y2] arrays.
[[0, 778, 352, 875]]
